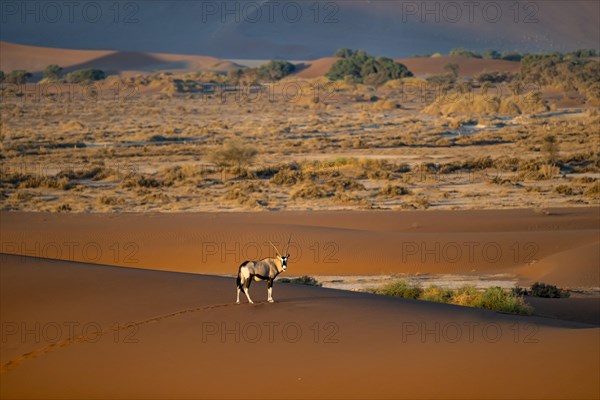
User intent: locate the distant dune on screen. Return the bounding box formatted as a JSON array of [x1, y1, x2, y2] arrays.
[[1, 208, 598, 289], [1, 254, 598, 399], [0, 41, 242, 76]]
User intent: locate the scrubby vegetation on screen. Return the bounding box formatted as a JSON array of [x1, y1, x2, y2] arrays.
[[370, 280, 533, 315], [5, 70, 32, 84], [43, 64, 63, 81], [513, 282, 570, 298], [279, 276, 322, 286], [228, 60, 296, 84], [64, 68, 106, 83], [327, 49, 413, 84], [519, 53, 600, 102]]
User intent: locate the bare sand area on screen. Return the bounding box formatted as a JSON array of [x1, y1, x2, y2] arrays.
[[1, 254, 598, 399]]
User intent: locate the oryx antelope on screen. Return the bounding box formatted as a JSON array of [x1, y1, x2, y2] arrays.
[[236, 237, 291, 304]]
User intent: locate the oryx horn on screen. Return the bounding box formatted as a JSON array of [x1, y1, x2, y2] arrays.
[[269, 241, 281, 257], [284, 235, 292, 257]]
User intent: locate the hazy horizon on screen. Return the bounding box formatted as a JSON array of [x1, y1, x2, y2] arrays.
[[1, 0, 598, 59]]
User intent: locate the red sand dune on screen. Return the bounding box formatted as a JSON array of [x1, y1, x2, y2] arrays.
[[1, 254, 598, 399], [1, 208, 598, 289], [0, 41, 241, 75]]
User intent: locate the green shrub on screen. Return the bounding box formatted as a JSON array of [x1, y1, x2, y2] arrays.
[[371, 282, 533, 315], [279, 276, 322, 286], [500, 51, 522, 61], [43, 64, 63, 81], [449, 48, 481, 58], [421, 285, 452, 303], [476, 287, 532, 315], [530, 282, 570, 298], [451, 286, 480, 306], [326, 49, 412, 84], [257, 60, 296, 80], [482, 49, 501, 60], [334, 48, 355, 58], [5, 70, 32, 84], [373, 280, 423, 299], [64, 68, 106, 83], [475, 71, 516, 84]]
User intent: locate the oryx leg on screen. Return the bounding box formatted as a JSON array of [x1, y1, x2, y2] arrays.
[[267, 279, 274, 303], [243, 276, 254, 304]]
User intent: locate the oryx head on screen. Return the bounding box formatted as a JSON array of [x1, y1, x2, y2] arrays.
[[270, 236, 291, 272]]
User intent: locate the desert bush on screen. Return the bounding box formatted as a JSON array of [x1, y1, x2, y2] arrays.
[[443, 63, 460, 77], [55, 203, 72, 212], [451, 286, 480, 306], [64, 68, 106, 83], [449, 48, 481, 58], [542, 135, 559, 163], [122, 175, 162, 189], [529, 282, 570, 298], [482, 49, 501, 60], [379, 184, 411, 197], [517, 161, 559, 180], [270, 165, 303, 185], [5, 70, 32, 84], [210, 141, 257, 172], [554, 185, 574, 195], [372, 99, 400, 110], [423, 92, 549, 115], [326, 49, 412, 83], [0, 70, 4, 83], [373, 280, 423, 299], [224, 181, 267, 207], [279, 276, 322, 286], [475, 71, 516, 84], [476, 287, 532, 315], [414, 196, 431, 209], [500, 51, 522, 61], [421, 285, 452, 303], [291, 182, 332, 199], [43, 64, 63, 81], [334, 48, 355, 58], [584, 181, 600, 198], [325, 176, 365, 191], [99, 195, 123, 206]]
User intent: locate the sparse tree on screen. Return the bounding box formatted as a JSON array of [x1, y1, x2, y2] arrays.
[[334, 48, 355, 58], [443, 62, 460, 78], [5, 70, 32, 84], [482, 49, 501, 59], [43, 64, 63, 81], [210, 140, 257, 173], [326, 49, 412, 83], [64, 68, 106, 83], [542, 135, 558, 163]]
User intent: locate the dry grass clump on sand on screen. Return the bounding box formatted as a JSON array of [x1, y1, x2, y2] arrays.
[[370, 281, 533, 315], [423, 91, 549, 116], [224, 181, 269, 208]]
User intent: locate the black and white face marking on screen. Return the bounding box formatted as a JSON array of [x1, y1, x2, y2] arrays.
[[280, 256, 288, 271]]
